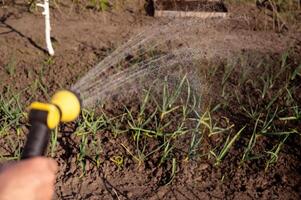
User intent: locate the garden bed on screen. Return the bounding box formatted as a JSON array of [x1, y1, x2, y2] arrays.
[[0, 1, 300, 199]]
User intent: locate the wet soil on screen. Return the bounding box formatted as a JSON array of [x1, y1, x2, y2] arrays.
[[0, 1, 301, 200]]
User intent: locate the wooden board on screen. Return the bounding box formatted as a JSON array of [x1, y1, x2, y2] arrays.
[[155, 10, 227, 18], [155, 0, 227, 12]]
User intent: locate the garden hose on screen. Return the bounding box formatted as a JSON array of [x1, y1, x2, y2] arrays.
[[21, 90, 81, 159]]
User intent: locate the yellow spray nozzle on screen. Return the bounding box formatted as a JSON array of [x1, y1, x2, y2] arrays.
[[51, 90, 81, 123], [22, 90, 81, 159], [29, 90, 81, 129], [29, 102, 61, 129]]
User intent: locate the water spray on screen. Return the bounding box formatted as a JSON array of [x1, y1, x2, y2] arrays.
[[21, 90, 81, 159], [20, 20, 204, 159]]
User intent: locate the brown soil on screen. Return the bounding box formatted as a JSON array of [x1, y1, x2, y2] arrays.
[[0, 1, 300, 200]]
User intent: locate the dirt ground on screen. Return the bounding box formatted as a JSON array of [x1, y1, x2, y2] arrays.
[[0, 1, 300, 200]]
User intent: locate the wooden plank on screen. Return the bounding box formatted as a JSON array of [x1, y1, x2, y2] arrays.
[[154, 0, 227, 12], [154, 0, 222, 2], [155, 10, 227, 18]]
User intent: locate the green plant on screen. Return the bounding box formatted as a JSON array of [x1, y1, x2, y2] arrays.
[[0, 91, 24, 135], [50, 127, 58, 157], [206, 51, 300, 168], [74, 109, 106, 173], [211, 126, 246, 165], [265, 133, 290, 170], [110, 155, 124, 169], [89, 0, 110, 11], [0, 90, 25, 160], [197, 109, 234, 137], [291, 64, 301, 80], [116, 75, 203, 171], [165, 158, 177, 185]]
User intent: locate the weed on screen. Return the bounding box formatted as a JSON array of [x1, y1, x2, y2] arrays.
[[0, 90, 24, 135], [88, 0, 110, 11], [0, 89, 25, 161], [110, 155, 123, 169]]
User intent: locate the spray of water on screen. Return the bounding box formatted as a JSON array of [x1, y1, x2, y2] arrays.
[[71, 18, 224, 108]]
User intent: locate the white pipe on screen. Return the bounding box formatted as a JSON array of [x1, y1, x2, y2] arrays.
[[37, 0, 54, 56]]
